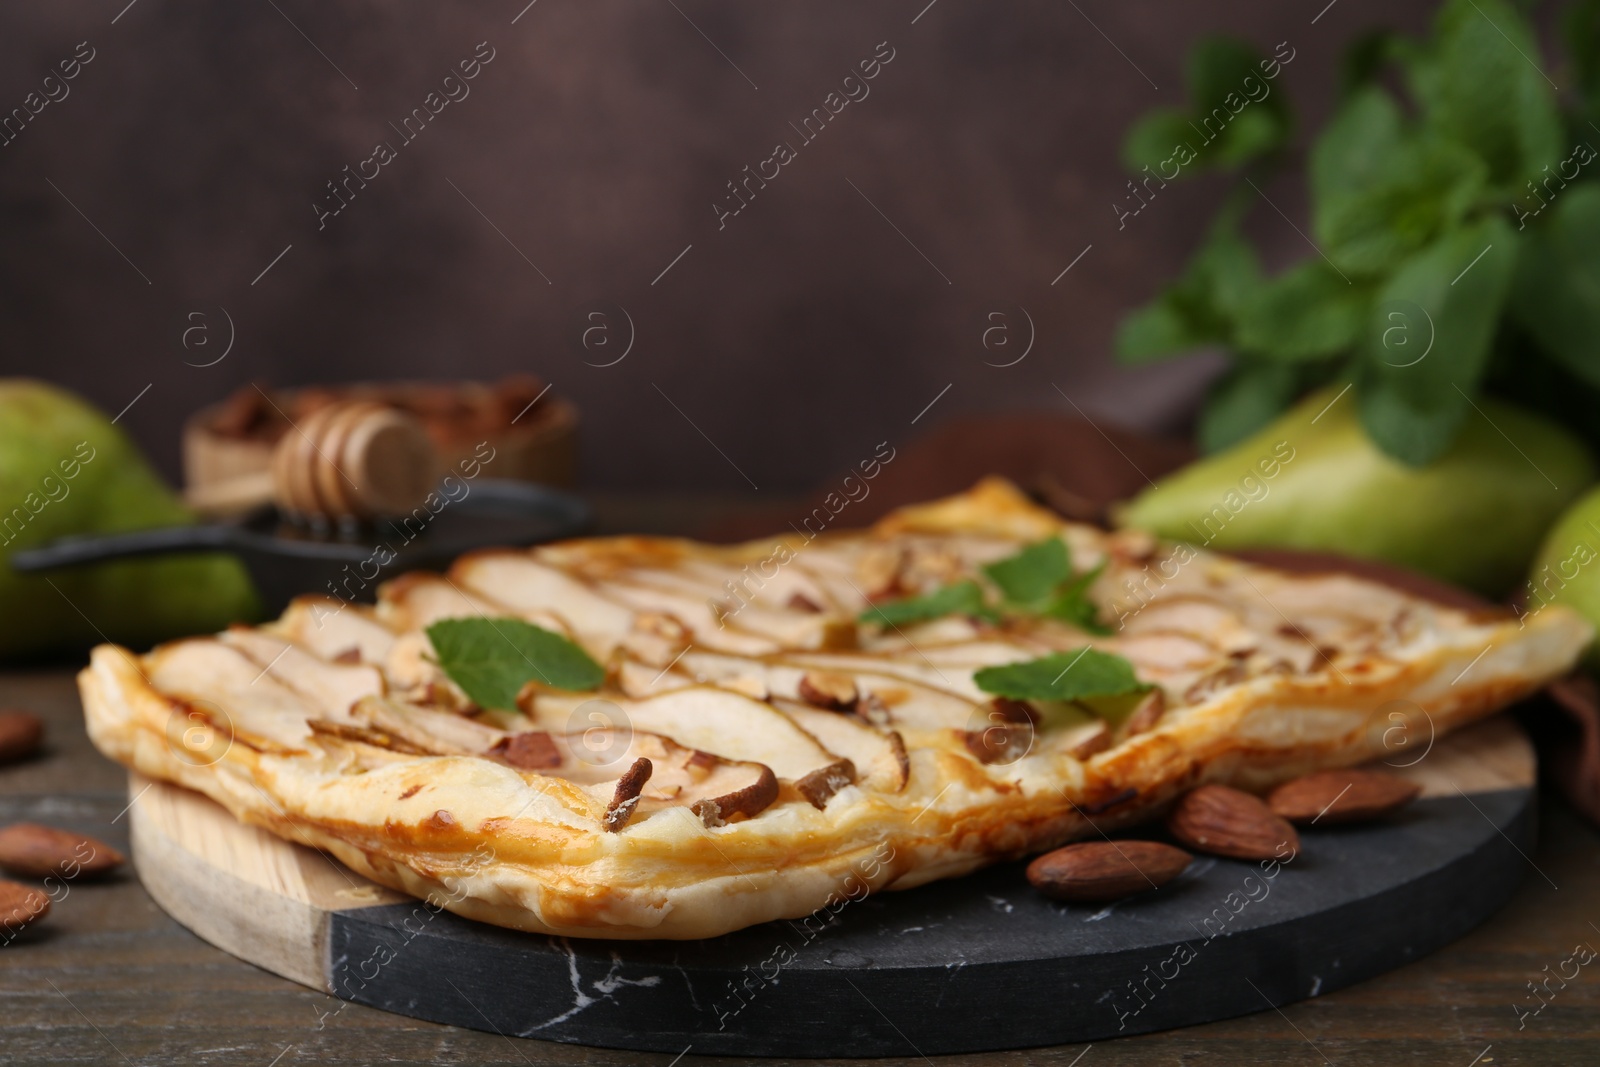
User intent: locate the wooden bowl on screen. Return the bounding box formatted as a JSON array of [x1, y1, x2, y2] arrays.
[[183, 379, 577, 514]]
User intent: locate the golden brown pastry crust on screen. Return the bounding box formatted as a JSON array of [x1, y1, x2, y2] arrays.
[[78, 478, 1590, 938]]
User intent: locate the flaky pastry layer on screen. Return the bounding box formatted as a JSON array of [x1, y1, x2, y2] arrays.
[[79, 479, 1589, 938]]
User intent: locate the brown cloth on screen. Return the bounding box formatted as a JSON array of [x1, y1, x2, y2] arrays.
[[707, 412, 1600, 825]]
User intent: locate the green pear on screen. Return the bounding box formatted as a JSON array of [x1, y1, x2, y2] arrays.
[[1527, 488, 1600, 665], [0, 380, 258, 660], [1116, 387, 1595, 596]]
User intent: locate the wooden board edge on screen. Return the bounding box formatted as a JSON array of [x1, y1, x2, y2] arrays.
[[122, 715, 1535, 1005], [129, 772, 334, 991]]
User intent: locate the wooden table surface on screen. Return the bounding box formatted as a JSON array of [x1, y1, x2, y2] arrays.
[[4, 668, 1598, 1066], [3, 494, 1599, 1065]]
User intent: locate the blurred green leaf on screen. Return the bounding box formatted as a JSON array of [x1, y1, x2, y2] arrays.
[[1187, 38, 1293, 167], [1338, 30, 1400, 99], [974, 648, 1149, 701], [1311, 87, 1487, 275], [1406, 0, 1562, 189], [983, 538, 1071, 605], [1565, 0, 1600, 123], [1116, 223, 1261, 362], [1116, 297, 1207, 362], [1511, 184, 1600, 389], [1040, 565, 1112, 635], [1236, 261, 1369, 360], [1198, 360, 1304, 453], [1119, 37, 1291, 179], [859, 580, 997, 626], [1122, 108, 1197, 173], [1358, 215, 1517, 465]]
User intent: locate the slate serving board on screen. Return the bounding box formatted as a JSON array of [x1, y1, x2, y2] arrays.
[[127, 714, 1537, 1058]]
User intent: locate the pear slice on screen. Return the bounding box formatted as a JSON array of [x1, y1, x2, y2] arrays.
[[497, 726, 778, 828], [1058, 720, 1111, 760], [455, 554, 637, 656], [594, 578, 780, 656], [672, 653, 976, 734], [615, 658, 692, 699], [675, 556, 836, 615], [377, 573, 505, 631], [775, 700, 909, 792], [618, 568, 847, 649], [673, 650, 775, 696], [276, 596, 397, 665], [348, 696, 507, 756], [622, 687, 831, 777], [786, 651, 991, 703], [325, 702, 782, 829], [144, 639, 315, 751], [219, 628, 384, 723]]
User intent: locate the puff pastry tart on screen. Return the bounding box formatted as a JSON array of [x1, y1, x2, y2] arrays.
[[78, 479, 1589, 939]]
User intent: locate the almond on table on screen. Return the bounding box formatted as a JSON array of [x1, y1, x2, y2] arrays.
[[0, 823, 125, 880], [0, 710, 43, 764], [0, 879, 49, 933]]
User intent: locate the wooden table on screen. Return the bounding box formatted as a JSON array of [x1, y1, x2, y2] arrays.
[[4, 668, 1598, 1065], [4, 491, 1599, 1064]]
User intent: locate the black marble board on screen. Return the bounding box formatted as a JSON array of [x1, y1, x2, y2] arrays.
[[315, 785, 1531, 1057]]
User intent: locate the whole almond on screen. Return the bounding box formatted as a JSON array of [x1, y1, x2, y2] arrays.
[[0, 879, 49, 933], [1268, 769, 1421, 825], [1026, 840, 1192, 903], [1168, 784, 1299, 861], [0, 710, 43, 764], [0, 823, 125, 880]]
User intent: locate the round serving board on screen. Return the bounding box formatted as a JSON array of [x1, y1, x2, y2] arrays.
[[128, 715, 1537, 1057]]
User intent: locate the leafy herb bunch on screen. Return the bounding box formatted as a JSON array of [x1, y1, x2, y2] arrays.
[[1118, 0, 1600, 463]]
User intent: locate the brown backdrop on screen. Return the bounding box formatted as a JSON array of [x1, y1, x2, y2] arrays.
[[0, 1, 1431, 491]]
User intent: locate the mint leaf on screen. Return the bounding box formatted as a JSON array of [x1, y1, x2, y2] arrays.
[[1235, 260, 1369, 361], [1115, 293, 1212, 362], [859, 580, 995, 627], [1185, 39, 1292, 168], [426, 617, 604, 710], [1040, 565, 1112, 636], [1120, 38, 1291, 175], [1337, 29, 1399, 100], [1565, 0, 1600, 127], [1116, 221, 1262, 363], [1406, 0, 1561, 191], [983, 538, 1070, 605], [1197, 360, 1306, 453], [1310, 87, 1486, 276], [1358, 214, 1516, 465], [974, 649, 1149, 702], [1510, 185, 1600, 390], [1122, 108, 1196, 173]]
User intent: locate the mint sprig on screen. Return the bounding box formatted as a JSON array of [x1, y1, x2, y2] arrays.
[[1039, 564, 1112, 636], [1112, 0, 1600, 464], [982, 537, 1070, 604], [425, 617, 604, 710], [988, 538, 1111, 633], [859, 538, 1110, 633], [974, 648, 1149, 702], [859, 580, 997, 627]]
